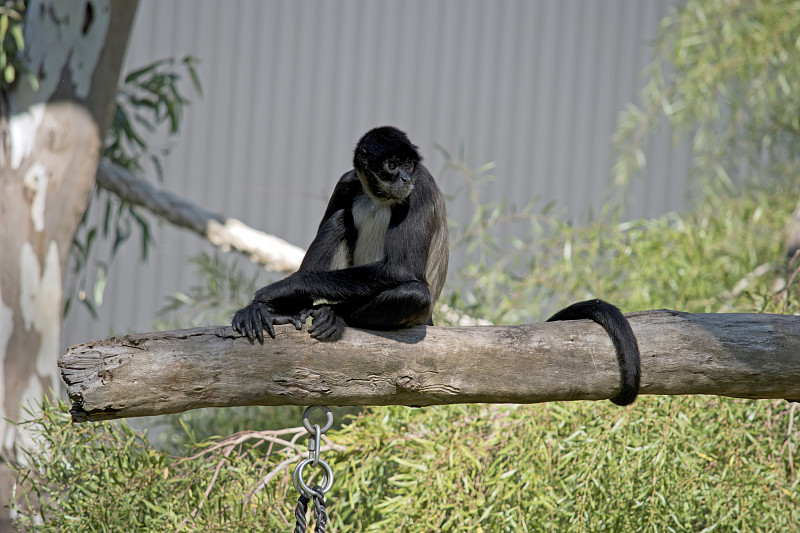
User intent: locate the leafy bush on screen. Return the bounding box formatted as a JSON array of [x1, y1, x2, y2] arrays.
[[12, 398, 322, 531], [331, 400, 798, 532], [613, 0, 800, 192], [0, 1, 36, 91], [14, 393, 800, 530], [335, 173, 800, 531], [444, 169, 799, 325]]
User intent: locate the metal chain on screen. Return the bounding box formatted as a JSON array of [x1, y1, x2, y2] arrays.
[[292, 406, 334, 533]]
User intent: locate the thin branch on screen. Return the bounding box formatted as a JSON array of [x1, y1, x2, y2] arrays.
[[95, 159, 305, 272]]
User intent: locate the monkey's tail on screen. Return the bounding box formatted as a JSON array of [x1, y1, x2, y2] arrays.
[[546, 299, 641, 406]]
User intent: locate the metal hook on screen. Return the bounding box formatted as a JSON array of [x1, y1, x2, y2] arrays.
[[303, 406, 334, 434]]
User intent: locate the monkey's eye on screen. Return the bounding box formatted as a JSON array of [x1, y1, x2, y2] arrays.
[[403, 162, 415, 173], [384, 160, 397, 172]]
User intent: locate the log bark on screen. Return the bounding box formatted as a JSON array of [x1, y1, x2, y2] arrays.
[[59, 310, 800, 422]]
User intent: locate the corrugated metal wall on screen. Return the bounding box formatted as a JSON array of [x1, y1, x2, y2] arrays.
[[62, 0, 690, 350]]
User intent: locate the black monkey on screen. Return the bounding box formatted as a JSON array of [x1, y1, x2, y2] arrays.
[[547, 299, 641, 406], [232, 126, 448, 342]]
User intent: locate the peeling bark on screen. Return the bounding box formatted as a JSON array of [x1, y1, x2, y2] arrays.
[[0, 0, 138, 524]]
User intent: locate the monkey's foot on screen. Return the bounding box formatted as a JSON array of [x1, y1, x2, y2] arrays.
[[302, 306, 346, 342]]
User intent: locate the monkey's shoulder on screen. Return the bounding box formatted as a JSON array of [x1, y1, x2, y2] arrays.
[[331, 169, 364, 198], [316, 171, 363, 226]]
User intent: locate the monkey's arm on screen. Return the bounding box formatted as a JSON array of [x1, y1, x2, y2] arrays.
[[233, 177, 360, 342], [258, 263, 405, 307], [298, 209, 352, 273], [298, 173, 361, 273], [234, 181, 397, 342], [232, 262, 406, 342]]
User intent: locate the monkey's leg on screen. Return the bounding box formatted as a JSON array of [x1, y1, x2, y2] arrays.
[[341, 281, 433, 331]]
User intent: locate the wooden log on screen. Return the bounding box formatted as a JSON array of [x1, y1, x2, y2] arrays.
[[59, 310, 800, 422]]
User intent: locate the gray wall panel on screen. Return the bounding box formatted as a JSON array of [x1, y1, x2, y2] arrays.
[[62, 0, 690, 350]]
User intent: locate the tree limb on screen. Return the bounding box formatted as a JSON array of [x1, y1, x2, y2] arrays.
[[95, 159, 305, 272], [59, 310, 800, 422]]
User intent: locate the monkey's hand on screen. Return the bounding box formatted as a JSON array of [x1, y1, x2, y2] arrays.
[[300, 306, 346, 342], [232, 301, 303, 343]]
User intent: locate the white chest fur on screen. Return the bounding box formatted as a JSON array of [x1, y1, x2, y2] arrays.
[[351, 195, 391, 266]]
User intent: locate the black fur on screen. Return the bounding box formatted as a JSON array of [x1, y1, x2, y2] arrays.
[[233, 126, 448, 342], [547, 299, 641, 406], [354, 126, 421, 172]]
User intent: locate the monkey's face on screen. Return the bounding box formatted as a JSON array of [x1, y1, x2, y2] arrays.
[[356, 158, 416, 204], [379, 157, 416, 200], [354, 126, 423, 204]]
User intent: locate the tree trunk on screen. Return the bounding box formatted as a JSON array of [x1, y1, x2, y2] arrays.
[[0, 0, 137, 525], [59, 310, 800, 422]]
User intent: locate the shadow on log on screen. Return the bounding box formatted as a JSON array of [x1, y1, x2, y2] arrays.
[[59, 310, 800, 422]]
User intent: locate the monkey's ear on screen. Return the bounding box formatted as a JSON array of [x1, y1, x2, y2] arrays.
[[354, 147, 370, 170]]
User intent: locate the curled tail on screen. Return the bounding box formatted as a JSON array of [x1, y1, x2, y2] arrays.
[[547, 299, 641, 406]]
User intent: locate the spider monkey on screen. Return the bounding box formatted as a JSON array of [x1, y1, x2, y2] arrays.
[[232, 126, 640, 405], [233, 126, 448, 342]]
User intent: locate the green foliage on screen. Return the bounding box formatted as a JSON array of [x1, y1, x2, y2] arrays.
[[155, 252, 261, 330], [444, 0, 800, 328], [14, 395, 799, 531], [613, 0, 800, 191], [66, 57, 201, 319], [331, 400, 798, 532], [444, 161, 798, 325], [105, 56, 202, 176], [12, 398, 311, 531], [0, 1, 37, 92]]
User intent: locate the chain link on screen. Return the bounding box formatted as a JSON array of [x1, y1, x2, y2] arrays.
[[293, 406, 334, 533]]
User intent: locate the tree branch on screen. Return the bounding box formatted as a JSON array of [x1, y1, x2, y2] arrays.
[[95, 159, 305, 272], [59, 310, 800, 422], [786, 199, 800, 258]]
